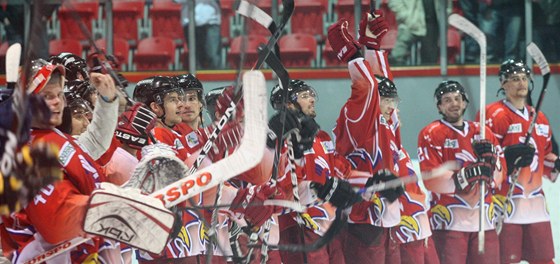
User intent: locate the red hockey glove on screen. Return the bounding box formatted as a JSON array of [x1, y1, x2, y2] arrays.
[[358, 11, 389, 50], [327, 19, 361, 63], [453, 162, 493, 192], [504, 143, 535, 175], [115, 103, 157, 149], [230, 184, 282, 227], [472, 139, 498, 169]]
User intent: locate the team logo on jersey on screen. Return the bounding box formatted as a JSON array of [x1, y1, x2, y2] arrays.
[[321, 141, 335, 154], [492, 194, 513, 219], [185, 131, 199, 148], [507, 123, 522, 134], [430, 204, 452, 229], [536, 124, 549, 137], [58, 142, 76, 167], [443, 139, 459, 149]]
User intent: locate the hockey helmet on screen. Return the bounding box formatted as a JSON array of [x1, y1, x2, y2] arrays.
[[48, 52, 89, 81], [65, 80, 97, 108], [205, 86, 228, 118], [27, 59, 66, 95], [499, 59, 531, 83], [270, 79, 317, 110], [375, 75, 398, 98], [133, 76, 183, 106], [434, 80, 469, 105], [175, 74, 203, 102]]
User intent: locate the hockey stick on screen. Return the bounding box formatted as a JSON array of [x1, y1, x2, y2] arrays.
[[22, 70, 267, 264], [0, 43, 22, 179], [448, 13, 487, 254], [237, 0, 281, 57], [495, 42, 550, 234]]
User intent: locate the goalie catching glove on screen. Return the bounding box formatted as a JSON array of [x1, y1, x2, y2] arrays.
[[311, 177, 363, 209], [453, 162, 493, 192], [358, 11, 389, 50], [230, 184, 284, 227], [83, 182, 175, 254]]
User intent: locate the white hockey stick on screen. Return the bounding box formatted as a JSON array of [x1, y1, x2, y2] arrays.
[[448, 13, 487, 254], [495, 42, 550, 234], [22, 71, 267, 264]]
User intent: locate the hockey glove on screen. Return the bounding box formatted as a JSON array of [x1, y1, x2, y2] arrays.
[[266, 110, 300, 149], [311, 177, 362, 209], [453, 162, 493, 192], [358, 11, 389, 50], [504, 143, 535, 175], [115, 103, 157, 149], [366, 170, 404, 203], [230, 185, 282, 227], [292, 114, 320, 159], [328, 19, 362, 63], [472, 139, 498, 169]]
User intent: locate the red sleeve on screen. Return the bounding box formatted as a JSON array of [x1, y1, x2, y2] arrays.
[[25, 181, 89, 244], [417, 124, 444, 172]]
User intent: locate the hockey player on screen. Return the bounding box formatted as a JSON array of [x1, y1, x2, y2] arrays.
[[327, 13, 406, 263], [418, 80, 505, 263], [482, 59, 559, 263], [0, 59, 158, 263], [268, 80, 362, 264]]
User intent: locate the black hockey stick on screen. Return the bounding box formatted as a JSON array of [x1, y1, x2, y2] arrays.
[[496, 42, 550, 234]]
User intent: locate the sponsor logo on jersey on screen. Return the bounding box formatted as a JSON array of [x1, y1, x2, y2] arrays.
[[536, 124, 549, 137], [185, 131, 199, 148], [443, 139, 459, 149], [174, 138, 185, 150], [59, 142, 76, 166], [507, 123, 522, 134]]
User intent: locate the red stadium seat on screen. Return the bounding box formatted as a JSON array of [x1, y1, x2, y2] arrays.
[[227, 35, 268, 68], [335, 0, 368, 34], [0, 42, 9, 74], [447, 28, 462, 64], [49, 39, 84, 57], [290, 0, 327, 41], [134, 37, 176, 71], [58, 1, 99, 41], [279, 34, 317, 67], [150, 0, 184, 46], [93, 38, 130, 70], [112, 0, 144, 48]]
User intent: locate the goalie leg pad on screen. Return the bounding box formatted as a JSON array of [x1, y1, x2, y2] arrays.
[[83, 183, 175, 254]]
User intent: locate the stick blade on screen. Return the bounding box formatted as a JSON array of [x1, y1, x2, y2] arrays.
[[6, 43, 22, 85], [526, 42, 550, 76], [448, 14, 486, 46]]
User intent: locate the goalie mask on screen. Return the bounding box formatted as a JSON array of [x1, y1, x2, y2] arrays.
[[48, 52, 89, 81], [270, 79, 318, 110], [434, 80, 469, 105]]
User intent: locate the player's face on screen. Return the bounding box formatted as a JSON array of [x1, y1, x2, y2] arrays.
[[181, 90, 202, 125], [162, 91, 184, 126], [437, 92, 466, 125], [39, 83, 66, 126], [502, 73, 529, 100], [380, 96, 399, 121], [71, 109, 92, 135], [295, 90, 316, 118]]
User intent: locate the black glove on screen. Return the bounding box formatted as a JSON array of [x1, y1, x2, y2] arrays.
[[266, 110, 319, 159], [472, 139, 497, 168], [554, 158, 560, 173], [504, 143, 535, 175], [311, 177, 362, 209], [266, 110, 300, 149], [365, 170, 404, 203], [453, 162, 493, 192]]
